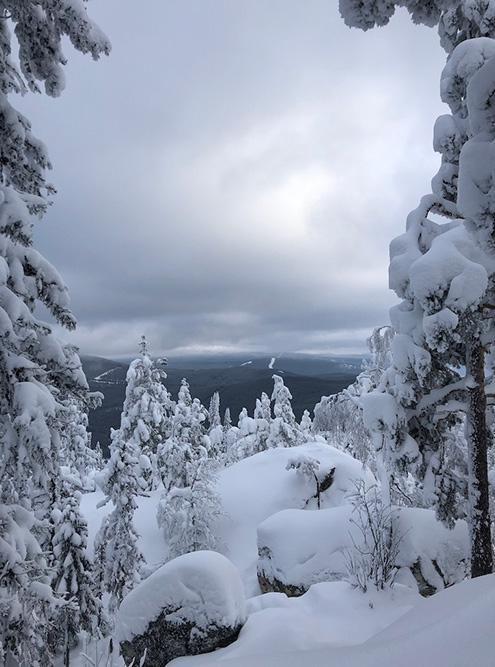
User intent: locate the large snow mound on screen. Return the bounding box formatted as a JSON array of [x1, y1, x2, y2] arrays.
[[115, 550, 246, 644], [214, 442, 375, 593]]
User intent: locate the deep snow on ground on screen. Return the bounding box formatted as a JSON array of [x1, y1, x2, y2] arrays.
[[76, 443, 495, 667], [170, 575, 495, 667]]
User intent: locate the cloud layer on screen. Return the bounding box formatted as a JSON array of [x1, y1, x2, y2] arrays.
[[22, 1, 447, 359]]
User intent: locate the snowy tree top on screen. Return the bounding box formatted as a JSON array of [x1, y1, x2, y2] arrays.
[[339, 0, 495, 53], [5, 0, 110, 98]]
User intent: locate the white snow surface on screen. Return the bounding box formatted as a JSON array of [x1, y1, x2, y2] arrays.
[[115, 550, 246, 644], [170, 575, 495, 667], [77, 442, 492, 667]]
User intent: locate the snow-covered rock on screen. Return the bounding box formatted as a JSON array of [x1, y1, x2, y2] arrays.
[[116, 551, 246, 666], [257, 506, 356, 596], [396, 507, 469, 595], [257, 506, 469, 597], [215, 442, 376, 594]]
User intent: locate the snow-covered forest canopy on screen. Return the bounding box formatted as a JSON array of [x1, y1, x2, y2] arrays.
[[3, 1, 495, 666]]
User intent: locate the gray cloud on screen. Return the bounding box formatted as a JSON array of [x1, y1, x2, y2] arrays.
[[22, 1, 448, 359]]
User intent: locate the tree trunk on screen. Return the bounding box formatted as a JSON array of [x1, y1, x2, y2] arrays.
[[465, 341, 493, 577]]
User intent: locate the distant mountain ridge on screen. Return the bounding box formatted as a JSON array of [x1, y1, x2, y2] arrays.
[[81, 353, 364, 454]]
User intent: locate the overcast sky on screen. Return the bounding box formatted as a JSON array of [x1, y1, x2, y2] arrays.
[[18, 0, 448, 359]]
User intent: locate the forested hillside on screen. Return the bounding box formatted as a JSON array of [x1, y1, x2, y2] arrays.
[[82, 354, 361, 453]]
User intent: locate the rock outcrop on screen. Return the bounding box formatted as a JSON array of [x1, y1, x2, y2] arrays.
[[116, 551, 246, 666], [257, 506, 469, 597]]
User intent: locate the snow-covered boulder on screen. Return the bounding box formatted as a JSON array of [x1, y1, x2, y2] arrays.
[[257, 506, 469, 597], [396, 508, 469, 595], [257, 506, 354, 596], [215, 442, 376, 594], [116, 551, 246, 666]]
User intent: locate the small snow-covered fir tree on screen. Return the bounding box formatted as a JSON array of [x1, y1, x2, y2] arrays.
[[95, 428, 146, 618], [219, 407, 238, 462], [59, 395, 102, 492], [158, 458, 225, 561], [208, 391, 222, 430], [255, 391, 272, 422], [115, 336, 172, 491], [253, 392, 271, 452], [300, 410, 313, 443], [208, 391, 224, 461], [51, 470, 106, 660], [267, 375, 301, 448], [226, 411, 260, 464]]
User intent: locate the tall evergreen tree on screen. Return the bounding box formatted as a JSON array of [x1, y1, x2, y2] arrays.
[[0, 2, 110, 661], [114, 336, 172, 490], [51, 471, 106, 661], [94, 429, 146, 618], [157, 379, 209, 492], [207, 391, 226, 461], [219, 407, 237, 461], [340, 0, 495, 575], [208, 391, 222, 430]]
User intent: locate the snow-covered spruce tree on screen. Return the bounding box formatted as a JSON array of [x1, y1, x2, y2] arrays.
[[255, 391, 272, 422], [59, 394, 102, 492], [114, 336, 172, 491], [0, 504, 59, 665], [95, 426, 146, 618], [253, 394, 271, 452], [208, 391, 221, 431], [158, 458, 225, 561], [207, 391, 224, 460], [156, 381, 224, 555], [299, 410, 313, 442], [267, 375, 302, 448], [0, 2, 110, 661], [157, 379, 209, 493], [339, 0, 495, 576], [219, 406, 238, 461], [226, 409, 264, 464], [51, 470, 106, 661]]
